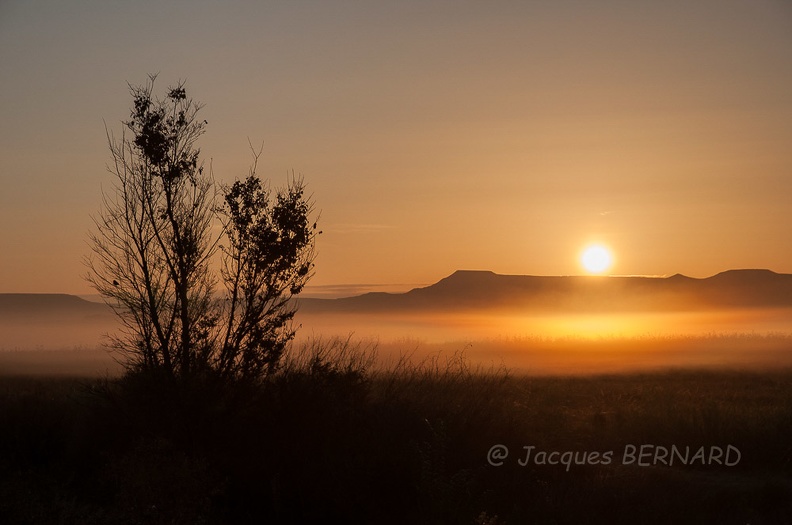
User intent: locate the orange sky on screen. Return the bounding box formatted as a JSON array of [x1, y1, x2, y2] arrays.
[[1, 1, 791, 294]]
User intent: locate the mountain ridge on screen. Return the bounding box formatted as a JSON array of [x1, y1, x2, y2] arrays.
[[2, 269, 791, 317], [297, 268, 792, 313]]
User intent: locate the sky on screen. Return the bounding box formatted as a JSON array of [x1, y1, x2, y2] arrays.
[[1, 0, 791, 295]]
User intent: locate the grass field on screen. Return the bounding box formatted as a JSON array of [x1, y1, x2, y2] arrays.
[[1, 338, 791, 524]]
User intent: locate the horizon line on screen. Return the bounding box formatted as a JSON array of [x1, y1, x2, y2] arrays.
[[0, 267, 784, 298]]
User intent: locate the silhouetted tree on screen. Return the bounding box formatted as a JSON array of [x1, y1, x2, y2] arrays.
[[217, 153, 318, 380], [86, 75, 318, 386]]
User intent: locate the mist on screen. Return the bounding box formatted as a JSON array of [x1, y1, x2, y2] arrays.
[[293, 307, 792, 375], [3, 294, 792, 377]]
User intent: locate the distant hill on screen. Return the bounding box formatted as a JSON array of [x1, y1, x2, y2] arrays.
[[297, 269, 792, 313], [3, 269, 791, 322], [0, 293, 113, 323]]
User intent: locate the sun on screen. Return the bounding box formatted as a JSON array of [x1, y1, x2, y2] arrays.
[[580, 244, 613, 274]]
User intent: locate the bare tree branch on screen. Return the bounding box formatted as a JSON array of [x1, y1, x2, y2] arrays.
[[86, 76, 318, 387]]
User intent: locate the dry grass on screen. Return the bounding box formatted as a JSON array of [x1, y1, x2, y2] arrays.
[[1, 336, 791, 523]]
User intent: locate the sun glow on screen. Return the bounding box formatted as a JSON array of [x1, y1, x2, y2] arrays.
[[580, 244, 613, 274]]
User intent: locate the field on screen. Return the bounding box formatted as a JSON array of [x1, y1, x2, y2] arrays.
[[1, 337, 791, 524]]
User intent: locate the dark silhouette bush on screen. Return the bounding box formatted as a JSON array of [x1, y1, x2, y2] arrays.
[[3, 359, 792, 523]]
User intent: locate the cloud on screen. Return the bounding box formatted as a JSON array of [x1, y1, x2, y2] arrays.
[[300, 283, 420, 299]]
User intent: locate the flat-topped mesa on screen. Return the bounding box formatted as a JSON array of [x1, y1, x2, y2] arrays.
[[439, 269, 498, 281], [700, 269, 790, 307], [414, 270, 500, 296], [297, 269, 792, 313], [706, 268, 779, 281]]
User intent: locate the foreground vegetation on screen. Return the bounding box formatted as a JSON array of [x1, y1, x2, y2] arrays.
[[1, 339, 791, 524]]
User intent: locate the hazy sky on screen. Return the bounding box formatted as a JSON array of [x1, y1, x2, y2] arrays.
[[1, 1, 791, 294]]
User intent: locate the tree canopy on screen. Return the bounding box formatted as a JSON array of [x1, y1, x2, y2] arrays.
[[86, 75, 318, 386]]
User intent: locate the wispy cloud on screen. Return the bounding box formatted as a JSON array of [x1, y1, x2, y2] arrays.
[[300, 282, 422, 299]]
